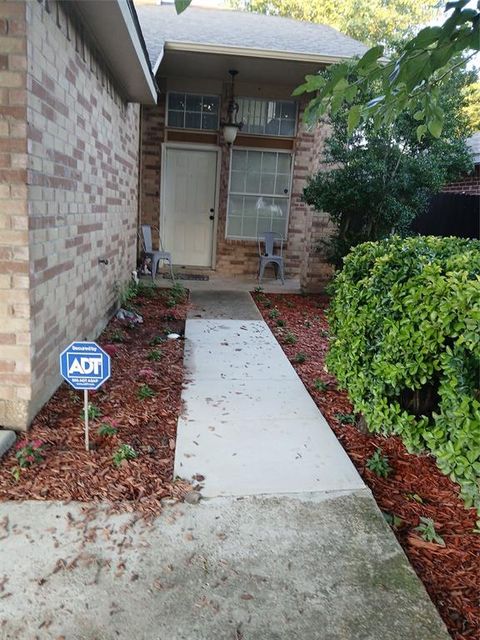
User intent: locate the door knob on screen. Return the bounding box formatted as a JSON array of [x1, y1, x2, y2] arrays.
[[209, 215, 214, 220], [210, 208, 214, 212]]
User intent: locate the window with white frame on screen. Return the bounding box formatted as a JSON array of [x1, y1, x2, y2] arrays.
[[167, 92, 220, 130], [237, 97, 297, 137], [227, 149, 293, 240]]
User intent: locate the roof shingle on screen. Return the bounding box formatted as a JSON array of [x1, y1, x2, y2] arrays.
[[135, 4, 368, 69]]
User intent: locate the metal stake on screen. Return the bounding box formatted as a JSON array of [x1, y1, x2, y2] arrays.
[[83, 389, 89, 451]]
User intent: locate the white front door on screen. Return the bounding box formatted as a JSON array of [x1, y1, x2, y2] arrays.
[[163, 147, 218, 268]]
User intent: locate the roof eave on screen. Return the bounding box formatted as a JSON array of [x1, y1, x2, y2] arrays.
[[72, 0, 157, 104], [156, 40, 361, 73]]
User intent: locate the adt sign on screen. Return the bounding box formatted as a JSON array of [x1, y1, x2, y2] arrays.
[[60, 341, 111, 390]]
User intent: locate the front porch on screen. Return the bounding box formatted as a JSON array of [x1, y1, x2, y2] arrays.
[[149, 267, 301, 294]]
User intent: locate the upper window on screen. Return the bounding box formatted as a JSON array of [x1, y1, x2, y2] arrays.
[[237, 98, 297, 137], [167, 92, 220, 130]]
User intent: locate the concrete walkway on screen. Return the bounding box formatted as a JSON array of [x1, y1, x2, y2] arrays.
[[0, 291, 450, 639], [175, 291, 364, 497]]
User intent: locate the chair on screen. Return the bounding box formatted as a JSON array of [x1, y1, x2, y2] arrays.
[[258, 231, 285, 284], [140, 225, 175, 281]]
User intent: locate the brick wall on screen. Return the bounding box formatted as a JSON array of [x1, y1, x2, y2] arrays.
[[140, 93, 334, 281], [442, 165, 480, 196], [0, 0, 141, 430], [0, 1, 30, 429]]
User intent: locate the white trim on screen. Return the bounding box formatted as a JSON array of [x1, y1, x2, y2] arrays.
[[162, 41, 356, 66], [160, 142, 221, 269], [225, 146, 294, 242]]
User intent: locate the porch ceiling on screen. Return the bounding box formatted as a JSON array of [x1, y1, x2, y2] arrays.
[[158, 46, 325, 88]]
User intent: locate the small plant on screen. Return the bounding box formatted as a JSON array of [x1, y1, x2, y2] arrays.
[[319, 329, 329, 338], [286, 300, 294, 308], [148, 349, 162, 362], [314, 379, 329, 392], [119, 281, 139, 311], [284, 331, 297, 345], [382, 512, 403, 529], [276, 319, 286, 327], [335, 412, 356, 425], [81, 403, 102, 421], [294, 352, 307, 364], [415, 517, 445, 546], [14, 439, 45, 469], [149, 335, 164, 346], [262, 298, 272, 308], [366, 448, 392, 478], [111, 330, 125, 343], [112, 444, 138, 467], [166, 281, 187, 307], [269, 308, 280, 319], [136, 280, 155, 298], [163, 326, 174, 335], [304, 320, 312, 328], [98, 423, 118, 437], [253, 286, 264, 293], [137, 384, 156, 400]]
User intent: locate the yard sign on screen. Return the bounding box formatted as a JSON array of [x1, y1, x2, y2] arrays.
[[60, 341, 111, 451]]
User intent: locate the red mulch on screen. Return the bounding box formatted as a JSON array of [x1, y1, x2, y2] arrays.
[[0, 287, 192, 518], [253, 292, 480, 640]]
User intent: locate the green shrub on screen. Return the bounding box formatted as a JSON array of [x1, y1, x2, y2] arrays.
[[327, 236, 480, 510]]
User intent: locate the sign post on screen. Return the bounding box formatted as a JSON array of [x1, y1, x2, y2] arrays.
[[60, 341, 111, 451]]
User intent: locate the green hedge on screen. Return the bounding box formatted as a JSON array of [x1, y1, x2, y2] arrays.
[[327, 236, 480, 511]]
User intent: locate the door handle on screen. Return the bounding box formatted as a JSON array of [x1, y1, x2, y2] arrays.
[[209, 208, 214, 220], [209, 215, 214, 220]]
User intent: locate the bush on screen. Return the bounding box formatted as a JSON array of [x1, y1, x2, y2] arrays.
[[327, 236, 480, 510]]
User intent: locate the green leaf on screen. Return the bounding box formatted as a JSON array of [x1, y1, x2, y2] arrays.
[[358, 45, 385, 69], [427, 115, 444, 138], [174, 0, 192, 14], [347, 105, 362, 134]]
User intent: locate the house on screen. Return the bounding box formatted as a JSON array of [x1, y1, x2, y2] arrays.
[[137, 2, 366, 283], [0, 0, 366, 431]]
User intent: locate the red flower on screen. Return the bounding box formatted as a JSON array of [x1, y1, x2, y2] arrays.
[[31, 439, 43, 449]]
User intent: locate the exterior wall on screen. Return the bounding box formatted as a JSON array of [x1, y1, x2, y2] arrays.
[[0, 1, 30, 429], [140, 86, 333, 282], [441, 165, 480, 196], [0, 0, 141, 430]]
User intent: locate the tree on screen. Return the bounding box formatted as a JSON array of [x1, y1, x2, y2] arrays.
[[295, 1, 480, 140], [461, 81, 480, 129], [229, 0, 439, 46], [302, 65, 474, 267]]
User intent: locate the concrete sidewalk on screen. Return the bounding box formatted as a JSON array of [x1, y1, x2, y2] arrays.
[[175, 291, 364, 497]]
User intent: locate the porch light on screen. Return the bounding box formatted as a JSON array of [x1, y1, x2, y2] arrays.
[[221, 69, 243, 145]]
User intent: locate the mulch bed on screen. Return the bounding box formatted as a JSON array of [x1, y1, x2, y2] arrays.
[[253, 292, 480, 640], [0, 286, 192, 518]]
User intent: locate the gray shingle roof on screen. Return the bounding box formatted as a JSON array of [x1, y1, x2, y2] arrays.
[[135, 4, 368, 69]]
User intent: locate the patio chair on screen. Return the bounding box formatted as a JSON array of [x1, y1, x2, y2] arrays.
[[258, 231, 285, 284], [140, 224, 175, 281]]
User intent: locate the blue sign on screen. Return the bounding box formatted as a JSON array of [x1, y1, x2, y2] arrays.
[[60, 341, 111, 390]]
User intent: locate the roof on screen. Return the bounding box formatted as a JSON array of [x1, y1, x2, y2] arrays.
[[467, 132, 480, 164], [72, 0, 157, 103], [135, 4, 368, 71]]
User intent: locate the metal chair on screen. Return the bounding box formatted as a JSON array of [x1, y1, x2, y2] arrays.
[[258, 231, 285, 284], [140, 224, 175, 281]]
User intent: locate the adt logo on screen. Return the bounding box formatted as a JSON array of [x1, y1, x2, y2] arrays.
[[60, 341, 111, 390]]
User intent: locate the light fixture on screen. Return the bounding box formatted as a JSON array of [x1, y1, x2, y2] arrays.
[[221, 69, 243, 145]]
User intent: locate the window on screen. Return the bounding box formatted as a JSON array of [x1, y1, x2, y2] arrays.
[[237, 97, 297, 137], [227, 149, 292, 239], [167, 92, 220, 130]]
